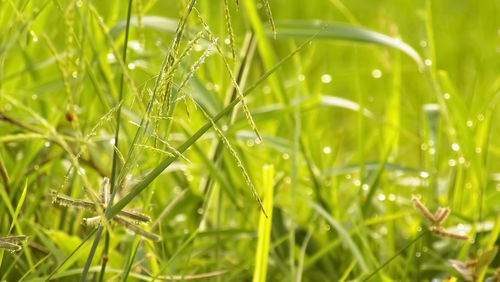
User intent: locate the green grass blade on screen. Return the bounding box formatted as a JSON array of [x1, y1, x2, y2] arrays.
[[267, 20, 424, 69], [252, 165, 274, 282]]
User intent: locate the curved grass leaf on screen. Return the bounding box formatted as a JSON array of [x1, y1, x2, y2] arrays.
[[266, 20, 424, 70]]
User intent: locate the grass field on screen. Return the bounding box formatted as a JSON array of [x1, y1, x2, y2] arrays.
[[0, 0, 499, 281]]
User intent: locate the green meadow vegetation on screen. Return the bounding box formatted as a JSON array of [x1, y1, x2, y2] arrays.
[[0, 0, 499, 280]]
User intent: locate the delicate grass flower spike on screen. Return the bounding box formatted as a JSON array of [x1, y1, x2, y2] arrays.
[[52, 187, 157, 240], [0, 235, 26, 253], [411, 195, 469, 241]]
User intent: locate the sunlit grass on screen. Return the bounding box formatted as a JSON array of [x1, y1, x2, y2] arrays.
[[0, 0, 499, 281]]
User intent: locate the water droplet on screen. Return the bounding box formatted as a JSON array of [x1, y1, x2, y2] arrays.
[[107, 53, 115, 62], [44, 141, 51, 147], [451, 143, 459, 151], [345, 174, 352, 180], [429, 140, 435, 146], [78, 168, 86, 175], [197, 208, 204, 214], [362, 184, 369, 191], [32, 94, 38, 100], [109, 139, 115, 145], [477, 114, 484, 121], [282, 153, 290, 160], [72, 71, 77, 79], [466, 120, 473, 127], [420, 143, 428, 151], [323, 146, 331, 154], [388, 194, 396, 201], [129, 41, 142, 51], [419, 40, 427, 47], [424, 59, 432, 66], [415, 252, 421, 258], [213, 84, 220, 92], [186, 175, 194, 182], [448, 159, 456, 166], [321, 74, 332, 84], [371, 69, 382, 79], [443, 93, 450, 99], [429, 148, 436, 155], [354, 179, 361, 186], [128, 63, 135, 70], [458, 157, 465, 164], [76, 0, 82, 7], [420, 171, 429, 178], [255, 138, 261, 145], [298, 74, 305, 81], [221, 125, 228, 131], [246, 139, 255, 147], [284, 177, 291, 184], [224, 38, 230, 45], [475, 147, 481, 153], [378, 194, 386, 201], [34, 165, 39, 171]]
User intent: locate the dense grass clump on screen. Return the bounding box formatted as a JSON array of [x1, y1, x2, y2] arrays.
[[0, 0, 499, 281]]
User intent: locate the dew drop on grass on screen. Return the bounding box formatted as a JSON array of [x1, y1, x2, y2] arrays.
[[448, 159, 456, 166], [466, 120, 473, 127], [354, 179, 361, 186], [34, 165, 39, 171], [107, 53, 115, 62], [420, 171, 429, 178], [388, 194, 396, 201], [420, 143, 428, 151], [246, 139, 255, 147], [476, 147, 482, 153], [323, 224, 331, 231], [419, 40, 427, 47], [255, 138, 261, 145], [72, 71, 77, 79], [284, 177, 291, 184], [321, 74, 332, 84], [323, 146, 331, 154], [44, 141, 51, 147], [224, 38, 230, 45], [76, 0, 82, 7], [378, 194, 386, 201], [429, 148, 436, 155], [371, 69, 382, 79], [78, 168, 86, 175], [186, 175, 194, 182], [128, 63, 135, 70], [424, 59, 432, 66], [458, 157, 465, 164], [282, 153, 290, 160], [197, 208, 204, 214], [221, 125, 228, 131], [451, 143, 459, 151], [345, 174, 351, 180], [415, 252, 421, 258], [32, 94, 37, 100], [298, 74, 305, 81], [109, 139, 115, 145], [443, 93, 450, 99], [362, 184, 369, 191], [477, 114, 484, 121]]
